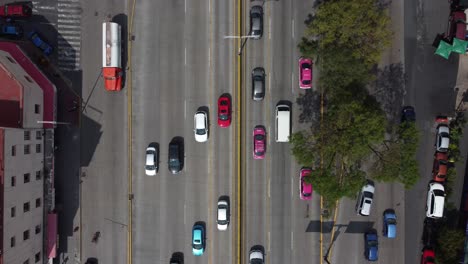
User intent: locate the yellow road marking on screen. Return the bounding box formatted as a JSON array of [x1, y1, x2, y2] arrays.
[[127, 0, 137, 264], [236, 0, 243, 263], [208, 0, 214, 263]]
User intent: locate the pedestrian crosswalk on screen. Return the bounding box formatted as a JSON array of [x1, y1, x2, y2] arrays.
[[32, 0, 82, 72]]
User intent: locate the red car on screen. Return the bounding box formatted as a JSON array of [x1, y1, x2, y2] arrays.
[[421, 247, 435, 264], [300, 168, 313, 200], [0, 3, 32, 17], [217, 95, 231, 127], [299, 57, 313, 89], [433, 152, 448, 182], [253, 126, 266, 159]]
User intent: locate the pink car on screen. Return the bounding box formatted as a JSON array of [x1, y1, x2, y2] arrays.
[[300, 168, 313, 200], [253, 126, 266, 159], [299, 58, 313, 89]]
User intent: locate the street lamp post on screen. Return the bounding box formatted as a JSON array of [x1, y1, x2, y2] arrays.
[[224, 35, 255, 55]]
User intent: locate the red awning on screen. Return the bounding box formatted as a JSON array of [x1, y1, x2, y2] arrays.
[[47, 213, 57, 258]]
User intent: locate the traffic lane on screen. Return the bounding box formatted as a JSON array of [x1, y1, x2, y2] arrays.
[[290, 172, 322, 264], [330, 198, 372, 264], [210, 0, 236, 261], [79, 0, 128, 262], [403, 0, 458, 262], [131, 0, 187, 263], [268, 146, 294, 264]]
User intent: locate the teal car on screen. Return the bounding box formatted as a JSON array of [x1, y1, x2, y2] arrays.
[[192, 224, 205, 256]]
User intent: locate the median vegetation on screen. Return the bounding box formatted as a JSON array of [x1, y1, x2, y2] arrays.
[[292, 0, 421, 202]]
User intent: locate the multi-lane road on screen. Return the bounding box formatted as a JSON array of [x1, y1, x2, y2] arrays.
[[57, 0, 466, 263]]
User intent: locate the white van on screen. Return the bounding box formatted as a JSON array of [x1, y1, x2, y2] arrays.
[[275, 105, 290, 142]]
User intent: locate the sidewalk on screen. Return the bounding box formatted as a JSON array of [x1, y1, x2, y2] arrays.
[[455, 55, 468, 112]]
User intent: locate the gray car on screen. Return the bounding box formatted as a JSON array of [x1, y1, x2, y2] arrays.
[[250, 5, 263, 39], [252, 67, 265, 101], [168, 142, 182, 174]]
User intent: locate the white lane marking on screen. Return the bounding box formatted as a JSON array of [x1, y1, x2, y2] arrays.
[[208, 47, 211, 65], [291, 177, 293, 198], [185, 47, 187, 65], [185, 0, 187, 13], [268, 125, 271, 145], [291, 73, 294, 94], [209, 0, 211, 12], [184, 100, 187, 119], [268, 74, 271, 95], [35, 5, 56, 10], [268, 231, 271, 251], [268, 178, 271, 198], [269, 18, 272, 40], [292, 19, 295, 39], [184, 204, 187, 225], [291, 231, 294, 250]]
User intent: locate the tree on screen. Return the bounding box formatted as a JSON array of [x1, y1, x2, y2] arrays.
[[435, 227, 465, 264], [299, 0, 392, 90]]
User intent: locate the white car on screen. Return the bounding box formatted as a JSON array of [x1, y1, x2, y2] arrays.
[[426, 182, 445, 218], [194, 111, 208, 142], [145, 146, 158, 176], [249, 249, 264, 264], [435, 124, 450, 152], [355, 181, 375, 216], [217, 198, 229, 231]]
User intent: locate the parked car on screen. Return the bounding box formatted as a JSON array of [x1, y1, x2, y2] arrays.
[[435, 124, 450, 152], [168, 142, 182, 174], [298, 57, 313, 89], [0, 3, 32, 17], [446, 10, 466, 41], [364, 230, 378, 261], [191, 224, 205, 256], [253, 126, 266, 159], [249, 6, 263, 39], [299, 168, 313, 200], [28, 31, 53, 56], [0, 24, 22, 38], [401, 106, 416, 122], [194, 111, 208, 142], [421, 247, 435, 264], [251, 67, 265, 101], [356, 180, 375, 216], [382, 209, 396, 238], [433, 152, 448, 182], [249, 248, 264, 264], [426, 182, 445, 218], [145, 145, 158, 176], [217, 198, 230, 231], [217, 95, 231, 127]]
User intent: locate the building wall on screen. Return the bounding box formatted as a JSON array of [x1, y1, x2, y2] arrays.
[[2, 128, 44, 264], [0, 51, 43, 129]]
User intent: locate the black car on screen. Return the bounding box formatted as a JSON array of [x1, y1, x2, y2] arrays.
[[252, 67, 265, 101], [168, 142, 182, 174], [401, 106, 416, 123]]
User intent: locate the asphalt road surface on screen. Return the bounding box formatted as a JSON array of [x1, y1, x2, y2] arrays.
[[131, 0, 236, 263], [79, 0, 128, 263], [403, 0, 459, 263], [243, 0, 321, 264]]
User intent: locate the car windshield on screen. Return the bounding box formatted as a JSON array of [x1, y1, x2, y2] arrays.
[[386, 218, 396, 224], [193, 242, 202, 249], [303, 80, 311, 84], [433, 190, 444, 196], [368, 240, 378, 247], [255, 134, 264, 140], [169, 159, 180, 169], [220, 113, 228, 120], [426, 257, 435, 262], [196, 129, 206, 135], [146, 164, 155, 170], [364, 192, 374, 199]]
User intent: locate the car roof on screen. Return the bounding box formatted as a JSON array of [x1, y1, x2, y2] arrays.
[[362, 183, 375, 193], [360, 198, 372, 215], [195, 112, 206, 127]]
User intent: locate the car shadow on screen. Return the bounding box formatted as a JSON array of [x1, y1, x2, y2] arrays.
[[170, 252, 184, 264]]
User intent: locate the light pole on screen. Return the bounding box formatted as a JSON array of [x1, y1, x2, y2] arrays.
[[224, 35, 255, 55]]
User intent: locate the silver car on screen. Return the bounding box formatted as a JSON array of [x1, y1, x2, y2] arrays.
[[252, 67, 265, 101], [250, 5, 263, 39], [145, 145, 158, 176]]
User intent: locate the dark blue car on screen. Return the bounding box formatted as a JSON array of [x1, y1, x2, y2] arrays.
[[365, 231, 378, 261], [28, 31, 53, 56], [0, 24, 22, 38]]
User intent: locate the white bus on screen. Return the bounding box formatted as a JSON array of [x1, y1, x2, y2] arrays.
[[275, 105, 290, 142]]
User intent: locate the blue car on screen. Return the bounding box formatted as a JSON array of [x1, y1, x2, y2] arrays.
[[0, 24, 22, 38], [364, 231, 378, 261], [28, 31, 53, 56], [192, 224, 205, 256], [383, 209, 397, 238]]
